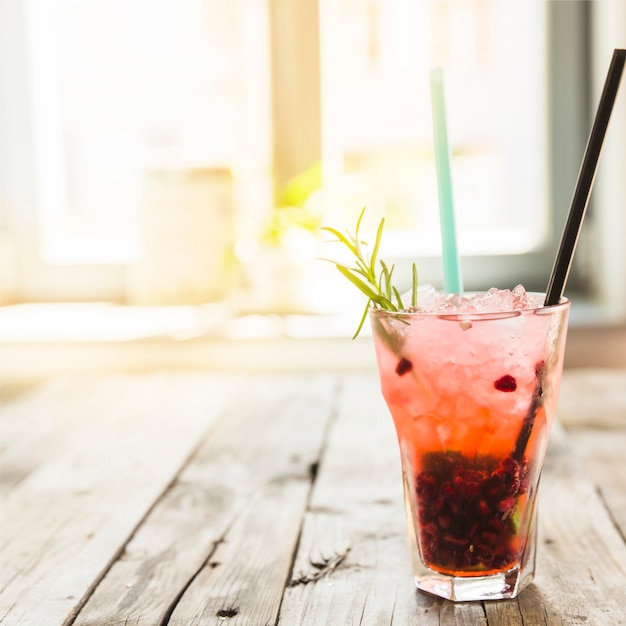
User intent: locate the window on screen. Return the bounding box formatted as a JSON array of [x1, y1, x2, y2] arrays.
[[587, 0, 626, 321], [1, 0, 271, 303], [322, 0, 550, 291], [1, 0, 625, 321]]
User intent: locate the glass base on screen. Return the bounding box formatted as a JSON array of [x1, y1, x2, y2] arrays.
[[414, 564, 534, 601], [403, 475, 538, 601]]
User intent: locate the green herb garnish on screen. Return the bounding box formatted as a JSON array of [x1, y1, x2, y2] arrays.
[[322, 207, 418, 337]]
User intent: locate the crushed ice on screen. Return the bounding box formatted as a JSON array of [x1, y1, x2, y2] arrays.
[[401, 284, 543, 314]]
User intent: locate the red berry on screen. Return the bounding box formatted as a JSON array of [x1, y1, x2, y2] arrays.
[[495, 374, 517, 392], [476, 499, 491, 516], [415, 451, 528, 572], [395, 358, 413, 376]]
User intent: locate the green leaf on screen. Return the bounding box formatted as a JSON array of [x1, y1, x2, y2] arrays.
[[318, 258, 367, 279], [370, 217, 385, 278], [321, 206, 418, 335], [355, 206, 366, 238], [393, 286, 403, 309], [377, 260, 386, 297], [321, 226, 360, 258], [377, 293, 398, 311], [412, 263, 418, 308], [386, 262, 396, 300], [335, 265, 381, 303], [332, 260, 371, 281], [352, 298, 371, 339], [355, 257, 371, 278], [378, 260, 388, 297]]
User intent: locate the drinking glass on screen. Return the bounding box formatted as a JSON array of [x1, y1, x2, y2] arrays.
[[369, 295, 570, 601]]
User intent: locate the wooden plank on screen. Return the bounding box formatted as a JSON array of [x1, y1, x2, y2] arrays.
[[483, 422, 626, 625], [0, 373, 240, 626], [569, 428, 626, 538], [4, 370, 626, 625], [1, 376, 103, 495], [558, 368, 626, 429], [278, 373, 488, 626], [72, 374, 336, 626]]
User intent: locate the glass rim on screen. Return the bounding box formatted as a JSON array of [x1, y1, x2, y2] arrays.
[[368, 292, 570, 322]]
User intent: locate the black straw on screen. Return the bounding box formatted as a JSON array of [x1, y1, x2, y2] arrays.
[[545, 48, 626, 306], [513, 50, 626, 465]]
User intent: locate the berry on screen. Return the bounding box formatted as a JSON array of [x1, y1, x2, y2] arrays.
[[396, 358, 413, 376], [415, 451, 529, 573], [494, 374, 517, 392]]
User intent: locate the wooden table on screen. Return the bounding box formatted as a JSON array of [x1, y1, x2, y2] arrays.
[[2, 370, 626, 625]]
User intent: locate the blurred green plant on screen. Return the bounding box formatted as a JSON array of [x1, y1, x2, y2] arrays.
[[261, 162, 324, 246]]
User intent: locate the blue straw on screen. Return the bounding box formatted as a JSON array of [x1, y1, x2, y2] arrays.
[[429, 67, 463, 294]]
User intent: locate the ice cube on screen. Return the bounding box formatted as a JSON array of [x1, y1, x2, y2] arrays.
[[399, 284, 542, 314]]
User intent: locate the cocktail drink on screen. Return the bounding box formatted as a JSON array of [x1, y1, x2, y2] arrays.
[[369, 288, 570, 601], [322, 47, 622, 604]]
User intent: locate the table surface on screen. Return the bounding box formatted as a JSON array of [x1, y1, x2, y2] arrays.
[[1, 369, 626, 626]]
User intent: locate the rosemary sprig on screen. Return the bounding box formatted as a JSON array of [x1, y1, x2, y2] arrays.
[[322, 207, 418, 337]]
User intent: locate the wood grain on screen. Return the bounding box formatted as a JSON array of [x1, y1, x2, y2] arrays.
[[278, 374, 488, 625], [569, 428, 626, 539], [484, 423, 626, 626], [558, 368, 626, 428], [2, 371, 626, 626], [0, 373, 240, 626], [72, 374, 336, 626]]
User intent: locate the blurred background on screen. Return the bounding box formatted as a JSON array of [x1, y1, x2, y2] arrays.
[[0, 0, 625, 381]]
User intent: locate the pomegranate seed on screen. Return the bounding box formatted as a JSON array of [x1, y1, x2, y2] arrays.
[[494, 374, 517, 392], [480, 531, 499, 545], [497, 497, 516, 514], [444, 533, 469, 547], [477, 499, 491, 516], [395, 358, 413, 376], [437, 514, 452, 529], [415, 450, 529, 572]]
